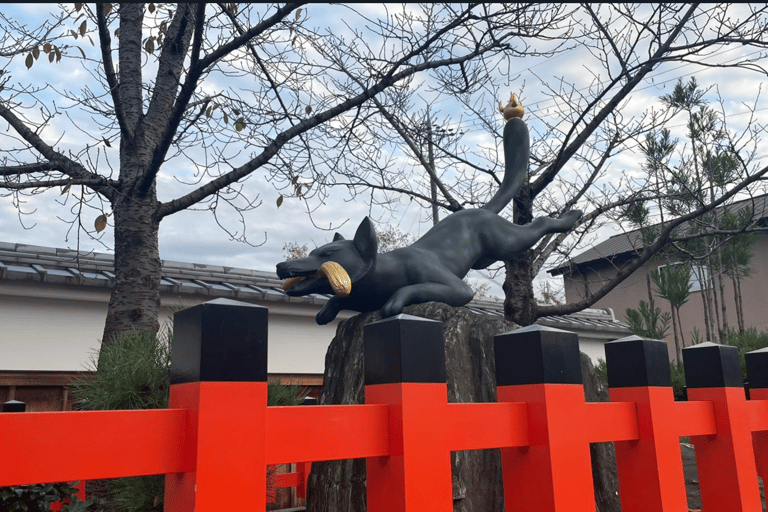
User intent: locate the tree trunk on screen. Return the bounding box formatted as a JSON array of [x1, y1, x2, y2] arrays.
[[96, 1, 193, 358], [734, 274, 745, 334], [699, 269, 712, 342], [88, 192, 161, 508], [101, 195, 162, 354], [646, 273, 654, 305], [701, 266, 719, 343], [671, 306, 681, 361], [503, 252, 537, 326], [504, 187, 537, 326], [675, 306, 685, 355], [717, 268, 729, 335], [706, 264, 721, 342]]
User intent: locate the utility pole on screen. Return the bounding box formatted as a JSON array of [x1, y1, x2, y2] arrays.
[[426, 110, 440, 226]]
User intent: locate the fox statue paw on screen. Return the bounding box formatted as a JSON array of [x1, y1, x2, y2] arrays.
[[380, 300, 405, 319], [316, 302, 340, 325]]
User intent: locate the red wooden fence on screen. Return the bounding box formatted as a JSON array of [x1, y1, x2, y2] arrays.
[[1, 298, 767, 511], [271, 461, 311, 502]]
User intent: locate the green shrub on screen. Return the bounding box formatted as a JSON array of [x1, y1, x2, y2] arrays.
[[0, 482, 91, 512], [107, 476, 164, 512], [723, 327, 768, 381], [71, 330, 171, 512], [269, 379, 308, 406], [70, 327, 308, 511], [594, 358, 608, 383], [72, 330, 171, 412], [625, 297, 670, 340], [669, 361, 686, 401]]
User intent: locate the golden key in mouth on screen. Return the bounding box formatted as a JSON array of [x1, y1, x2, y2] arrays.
[[282, 261, 352, 296]]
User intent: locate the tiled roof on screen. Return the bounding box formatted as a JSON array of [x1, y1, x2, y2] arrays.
[[550, 193, 768, 276], [0, 240, 629, 332], [0, 240, 328, 306]]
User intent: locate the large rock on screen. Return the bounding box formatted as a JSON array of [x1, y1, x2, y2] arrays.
[[306, 302, 620, 512]]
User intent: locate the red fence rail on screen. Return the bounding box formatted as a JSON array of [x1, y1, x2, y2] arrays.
[[271, 461, 311, 501], [2, 299, 768, 511]]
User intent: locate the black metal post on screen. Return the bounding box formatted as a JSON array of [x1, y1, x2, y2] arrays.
[[604, 335, 672, 388], [363, 313, 446, 385], [2, 400, 25, 412], [494, 324, 582, 386], [171, 297, 269, 384]]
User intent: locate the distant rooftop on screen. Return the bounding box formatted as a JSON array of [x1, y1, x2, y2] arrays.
[[0, 240, 629, 333], [550, 193, 768, 276]]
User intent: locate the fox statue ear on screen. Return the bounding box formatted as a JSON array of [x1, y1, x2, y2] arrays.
[[333, 232, 345, 241], [353, 217, 378, 260]]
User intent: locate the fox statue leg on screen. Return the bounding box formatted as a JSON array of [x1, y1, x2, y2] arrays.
[[380, 278, 474, 318]]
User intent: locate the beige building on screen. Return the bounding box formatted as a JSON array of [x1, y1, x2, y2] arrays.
[[1, 241, 629, 411], [550, 195, 768, 359]]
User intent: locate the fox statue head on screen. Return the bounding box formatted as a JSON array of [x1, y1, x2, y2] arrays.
[[276, 217, 378, 298]]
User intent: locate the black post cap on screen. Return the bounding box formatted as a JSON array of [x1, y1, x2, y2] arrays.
[[682, 342, 742, 388], [363, 314, 446, 385], [604, 335, 672, 388], [2, 400, 25, 412], [494, 324, 582, 386], [746, 347, 768, 389], [171, 298, 268, 384]]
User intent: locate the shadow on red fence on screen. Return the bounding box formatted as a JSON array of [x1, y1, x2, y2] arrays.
[[2, 298, 768, 511]]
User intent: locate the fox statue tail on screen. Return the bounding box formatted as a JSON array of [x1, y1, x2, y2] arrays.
[[482, 117, 529, 215]]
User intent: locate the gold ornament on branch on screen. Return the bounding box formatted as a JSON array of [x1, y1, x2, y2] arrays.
[[499, 92, 524, 120]]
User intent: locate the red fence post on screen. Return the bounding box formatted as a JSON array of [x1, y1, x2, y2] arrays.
[[684, 342, 762, 512], [494, 325, 595, 512], [163, 298, 269, 512], [746, 347, 768, 481], [605, 335, 689, 512], [364, 314, 453, 512]]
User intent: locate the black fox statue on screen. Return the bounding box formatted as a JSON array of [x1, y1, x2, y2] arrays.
[[276, 96, 582, 325]]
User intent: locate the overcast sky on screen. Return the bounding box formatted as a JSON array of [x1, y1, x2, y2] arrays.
[[1, 4, 766, 299]]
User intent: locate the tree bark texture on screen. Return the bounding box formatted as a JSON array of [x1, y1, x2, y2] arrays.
[[503, 253, 537, 326], [707, 264, 721, 341], [306, 302, 621, 512], [101, 197, 161, 349], [503, 187, 537, 326], [700, 271, 713, 342], [98, 4, 196, 351], [718, 268, 729, 334], [733, 275, 745, 333]]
